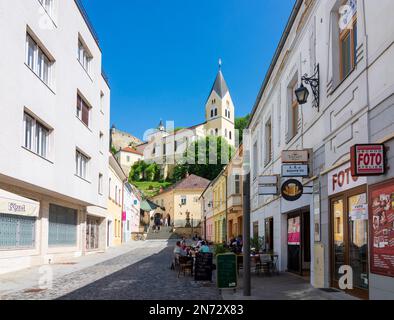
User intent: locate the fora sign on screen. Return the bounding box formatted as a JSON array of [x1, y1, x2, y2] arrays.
[[350, 144, 386, 176], [328, 163, 366, 196]]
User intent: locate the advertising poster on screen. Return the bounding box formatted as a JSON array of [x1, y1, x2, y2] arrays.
[[288, 216, 300, 245], [369, 179, 394, 277]]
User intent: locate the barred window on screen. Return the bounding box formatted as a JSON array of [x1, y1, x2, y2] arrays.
[[0, 213, 36, 249]]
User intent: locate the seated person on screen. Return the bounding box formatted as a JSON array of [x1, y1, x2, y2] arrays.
[[174, 241, 187, 257], [199, 241, 210, 253]]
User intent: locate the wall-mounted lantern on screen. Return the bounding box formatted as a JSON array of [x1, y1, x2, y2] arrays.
[[295, 64, 320, 111]]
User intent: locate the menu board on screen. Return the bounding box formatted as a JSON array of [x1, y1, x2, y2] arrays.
[[369, 179, 394, 277], [217, 253, 237, 289], [194, 253, 213, 282]]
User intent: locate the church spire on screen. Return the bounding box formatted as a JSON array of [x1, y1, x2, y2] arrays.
[[210, 59, 229, 99]]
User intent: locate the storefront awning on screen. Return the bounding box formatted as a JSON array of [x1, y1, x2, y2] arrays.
[[0, 188, 39, 217], [140, 199, 160, 212]]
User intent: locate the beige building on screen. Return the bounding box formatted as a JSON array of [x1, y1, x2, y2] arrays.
[[107, 154, 127, 247], [143, 67, 236, 179], [150, 174, 210, 229], [115, 146, 144, 176]]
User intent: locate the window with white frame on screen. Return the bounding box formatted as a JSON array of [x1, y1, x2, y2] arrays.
[[100, 91, 105, 113], [23, 112, 50, 158], [181, 196, 187, 206], [99, 132, 104, 153], [25, 33, 53, 86], [98, 173, 103, 195], [38, 0, 55, 18], [76, 93, 91, 127], [78, 38, 92, 73], [75, 150, 89, 179]]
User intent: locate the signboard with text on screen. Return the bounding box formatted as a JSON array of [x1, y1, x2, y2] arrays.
[[281, 150, 309, 163], [369, 179, 394, 278], [217, 253, 237, 289], [282, 164, 309, 177], [351, 144, 386, 176], [328, 163, 367, 196], [258, 175, 279, 196]]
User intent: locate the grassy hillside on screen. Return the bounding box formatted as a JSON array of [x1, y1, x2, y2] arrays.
[[131, 181, 173, 198]]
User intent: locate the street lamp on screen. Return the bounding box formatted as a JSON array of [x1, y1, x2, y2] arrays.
[[295, 64, 320, 111]]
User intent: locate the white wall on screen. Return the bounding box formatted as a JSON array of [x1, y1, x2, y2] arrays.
[[0, 0, 110, 208]]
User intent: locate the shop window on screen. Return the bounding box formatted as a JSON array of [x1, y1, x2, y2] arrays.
[[48, 204, 77, 246], [0, 213, 36, 249]]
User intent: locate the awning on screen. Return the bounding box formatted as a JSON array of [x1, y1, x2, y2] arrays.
[[0, 188, 40, 217], [140, 199, 160, 212]]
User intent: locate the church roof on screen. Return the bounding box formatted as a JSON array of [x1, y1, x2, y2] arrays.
[[210, 70, 229, 99]]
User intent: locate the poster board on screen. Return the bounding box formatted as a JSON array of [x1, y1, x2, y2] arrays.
[[369, 179, 394, 277], [217, 253, 237, 289], [194, 253, 213, 282]]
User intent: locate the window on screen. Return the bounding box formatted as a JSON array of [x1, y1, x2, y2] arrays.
[[235, 174, 240, 194], [25, 34, 53, 86], [115, 186, 118, 204], [174, 140, 178, 152], [225, 110, 228, 117], [38, 0, 54, 17], [290, 82, 299, 138], [76, 93, 91, 127], [99, 132, 104, 153], [339, 3, 357, 81], [214, 109, 218, 116], [23, 112, 50, 158], [215, 128, 218, 136], [75, 150, 89, 179], [127, 155, 130, 162], [78, 38, 92, 73], [0, 214, 36, 249], [100, 91, 104, 113], [181, 196, 187, 206], [228, 110, 231, 119], [229, 131, 232, 140], [98, 173, 103, 195], [163, 143, 166, 155], [108, 178, 111, 199], [48, 204, 77, 246], [211, 110, 214, 118], [265, 118, 272, 165], [253, 142, 258, 180]]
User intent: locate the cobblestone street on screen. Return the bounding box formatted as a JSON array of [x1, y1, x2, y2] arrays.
[[0, 240, 221, 300]]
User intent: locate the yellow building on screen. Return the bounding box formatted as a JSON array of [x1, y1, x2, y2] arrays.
[[212, 172, 227, 244], [226, 145, 243, 240], [150, 174, 210, 230], [108, 153, 127, 246]]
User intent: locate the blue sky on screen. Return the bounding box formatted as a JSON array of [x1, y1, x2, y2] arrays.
[[81, 0, 295, 140]]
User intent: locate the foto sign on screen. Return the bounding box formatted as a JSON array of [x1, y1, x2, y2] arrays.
[[282, 150, 309, 163], [282, 164, 309, 177], [350, 144, 386, 176]]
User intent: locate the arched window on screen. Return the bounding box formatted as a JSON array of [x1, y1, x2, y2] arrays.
[[229, 131, 232, 140], [211, 109, 214, 118], [215, 109, 218, 116], [115, 186, 118, 204], [215, 128, 218, 136], [228, 110, 231, 118], [225, 110, 228, 117]]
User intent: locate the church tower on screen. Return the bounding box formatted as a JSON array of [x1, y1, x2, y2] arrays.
[[204, 61, 235, 146]]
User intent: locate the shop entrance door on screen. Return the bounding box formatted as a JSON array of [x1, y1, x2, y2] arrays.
[[86, 217, 100, 251], [265, 217, 274, 252], [287, 210, 311, 276], [330, 187, 368, 299]]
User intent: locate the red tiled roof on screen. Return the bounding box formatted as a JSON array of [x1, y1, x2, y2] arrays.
[[172, 174, 211, 191], [121, 147, 143, 156]]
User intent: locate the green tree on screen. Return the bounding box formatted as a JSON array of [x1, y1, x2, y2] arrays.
[[129, 160, 148, 182], [173, 136, 234, 181], [145, 163, 160, 181], [111, 145, 117, 155], [235, 114, 250, 143]]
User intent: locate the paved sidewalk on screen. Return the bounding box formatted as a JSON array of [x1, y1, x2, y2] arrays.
[[222, 272, 359, 300], [0, 240, 169, 300]]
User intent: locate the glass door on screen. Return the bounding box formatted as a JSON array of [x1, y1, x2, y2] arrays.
[[287, 215, 301, 273], [332, 198, 345, 283], [348, 193, 368, 290]]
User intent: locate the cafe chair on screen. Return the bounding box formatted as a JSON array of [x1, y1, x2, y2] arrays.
[[178, 256, 193, 278], [260, 254, 272, 276]]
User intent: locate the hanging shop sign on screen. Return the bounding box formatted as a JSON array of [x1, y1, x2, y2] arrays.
[[350, 144, 386, 176], [258, 175, 279, 195], [282, 164, 309, 177], [369, 179, 394, 277], [328, 163, 367, 196], [281, 179, 304, 202], [281, 150, 309, 163]]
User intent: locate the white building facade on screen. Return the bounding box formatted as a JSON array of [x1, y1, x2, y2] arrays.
[[248, 0, 394, 299], [0, 0, 110, 274], [123, 182, 141, 242]]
